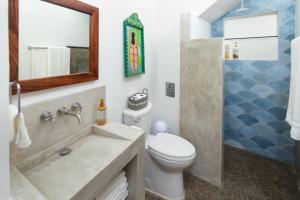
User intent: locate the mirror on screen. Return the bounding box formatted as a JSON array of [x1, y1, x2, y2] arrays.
[[19, 0, 90, 80], [9, 0, 99, 93]]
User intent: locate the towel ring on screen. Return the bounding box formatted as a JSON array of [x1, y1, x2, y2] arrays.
[[9, 81, 21, 114]]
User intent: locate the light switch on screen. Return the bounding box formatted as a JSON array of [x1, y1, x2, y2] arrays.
[[166, 82, 175, 98]]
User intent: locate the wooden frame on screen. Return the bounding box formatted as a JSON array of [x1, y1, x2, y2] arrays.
[[9, 0, 99, 93], [123, 13, 145, 78]]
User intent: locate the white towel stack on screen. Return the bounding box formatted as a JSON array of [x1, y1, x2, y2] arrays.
[[97, 171, 128, 200], [9, 105, 31, 148], [286, 37, 300, 140]]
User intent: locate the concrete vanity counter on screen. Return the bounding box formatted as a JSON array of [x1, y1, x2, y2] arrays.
[[11, 121, 145, 200]]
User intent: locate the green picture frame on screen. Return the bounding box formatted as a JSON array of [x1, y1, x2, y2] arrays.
[[123, 13, 145, 78]]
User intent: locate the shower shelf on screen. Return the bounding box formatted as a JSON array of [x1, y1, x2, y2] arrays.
[[225, 36, 278, 40]]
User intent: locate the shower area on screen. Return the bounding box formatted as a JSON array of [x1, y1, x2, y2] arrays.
[[180, 0, 299, 194]]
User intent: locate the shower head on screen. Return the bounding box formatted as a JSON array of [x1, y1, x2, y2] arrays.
[[236, 0, 248, 12]]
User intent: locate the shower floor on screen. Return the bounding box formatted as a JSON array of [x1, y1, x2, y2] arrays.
[[145, 145, 300, 200]]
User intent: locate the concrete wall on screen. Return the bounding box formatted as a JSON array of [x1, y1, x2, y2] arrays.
[[181, 39, 224, 186], [0, 0, 10, 198], [180, 13, 192, 41]]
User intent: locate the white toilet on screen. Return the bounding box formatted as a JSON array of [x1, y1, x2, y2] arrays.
[[123, 103, 196, 200]]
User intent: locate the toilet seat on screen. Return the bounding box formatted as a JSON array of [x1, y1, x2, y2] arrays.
[[148, 133, 195, 162]]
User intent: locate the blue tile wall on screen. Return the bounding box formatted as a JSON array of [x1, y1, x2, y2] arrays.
[[212, 0, 295, 164]]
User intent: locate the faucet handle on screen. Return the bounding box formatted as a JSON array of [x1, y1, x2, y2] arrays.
[[71, 103, 82, 112], [40, 111, 56, 123]]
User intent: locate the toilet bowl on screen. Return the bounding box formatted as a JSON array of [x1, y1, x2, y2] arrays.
[[148, 134, 195, 170], [146, 133, 195, 200], [123, 103, 196, 200]]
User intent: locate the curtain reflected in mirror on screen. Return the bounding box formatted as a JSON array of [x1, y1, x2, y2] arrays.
[[19, 0, 90, 80]]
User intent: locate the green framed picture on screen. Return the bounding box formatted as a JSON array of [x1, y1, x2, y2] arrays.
[[123, 13, 145, 78]]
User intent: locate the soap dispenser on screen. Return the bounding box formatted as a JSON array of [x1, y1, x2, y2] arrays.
[[97, 99, 107, 126]]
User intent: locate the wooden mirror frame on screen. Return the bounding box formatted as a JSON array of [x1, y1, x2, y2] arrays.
[[9, 0, 99, 93]]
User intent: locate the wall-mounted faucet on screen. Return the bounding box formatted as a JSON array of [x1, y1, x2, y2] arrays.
[[40, 103, 83, 125], [58, 106, 82, 125]]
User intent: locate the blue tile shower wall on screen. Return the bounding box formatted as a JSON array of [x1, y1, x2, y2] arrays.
[[212, 0, 295, 164]]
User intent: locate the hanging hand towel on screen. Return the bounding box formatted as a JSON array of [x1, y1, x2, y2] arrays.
[[48, 47, 70, 77], [8, 105, 31, 148], [9, 105, 18, 141], [15, 112, 31, 148], [286, 37, 300, 140], [31, 48, 50, 79]]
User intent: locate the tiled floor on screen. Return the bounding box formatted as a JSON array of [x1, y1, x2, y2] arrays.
[[145, 145, 300, 200]]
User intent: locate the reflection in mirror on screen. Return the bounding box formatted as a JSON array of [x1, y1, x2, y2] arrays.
[[19, 0, 90, 81]]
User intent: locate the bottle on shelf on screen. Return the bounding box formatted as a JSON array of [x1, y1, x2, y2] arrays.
[[225, 44, 230, 60], [232, 42, 239, 60]]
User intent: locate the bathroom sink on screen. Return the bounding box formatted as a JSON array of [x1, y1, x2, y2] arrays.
[[12, 123, 143, 200]]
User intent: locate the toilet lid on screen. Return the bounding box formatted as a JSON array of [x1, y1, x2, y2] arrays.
[[148, 134, 195, 161]]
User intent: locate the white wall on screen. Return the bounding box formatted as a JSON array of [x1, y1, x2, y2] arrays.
[[0, 0, 10, 198], [191, 16, 212, 39], [224, 14, 278, 38], [19, 0, 90, 80], [19, 0, 157, 125], [153, 0, 217, 134], [180, 13, 212, 41], [199, 0, 240, 23], [18, 0, 217, 137], [297, 0, 300, 37]]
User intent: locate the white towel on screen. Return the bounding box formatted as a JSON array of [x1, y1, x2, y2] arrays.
[[15, 112, 32, 148], [104, 183, 128, 200], [113, 189, 128, 200], [48, 47, 70, 77], [97, 171, 128, 200], [9, 105, 18, 141], [9, 105, 31, 148], [31, 48, 50, 79], [286, 37, 300, 140]]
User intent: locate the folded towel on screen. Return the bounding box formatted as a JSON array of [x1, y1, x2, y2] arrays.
[[105, 185, 128, 200], [103, 180, 128, 200], [97, 171, 128, 200], [9, 105, 18, 141], [286, 37, 300, 140], [113, 189, 128, 200]]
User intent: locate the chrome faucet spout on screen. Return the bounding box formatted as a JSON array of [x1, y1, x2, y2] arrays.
[[74, 113, 83, 124], [58, 107, 83, 125]]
